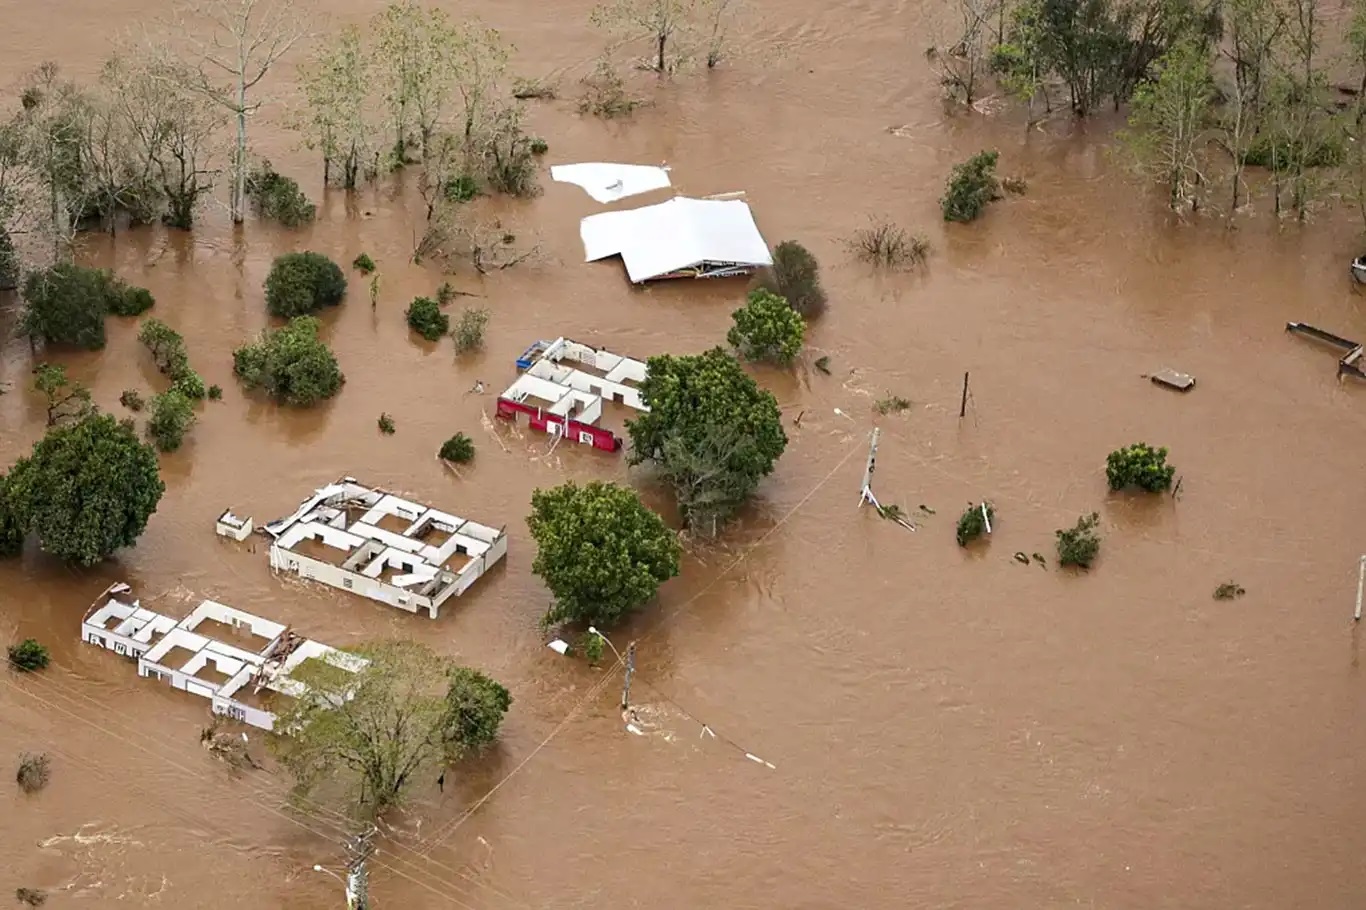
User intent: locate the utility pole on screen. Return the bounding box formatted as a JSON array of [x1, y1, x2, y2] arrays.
[[1355, 555, 1365, 622], [858, 428, 880, 509], [959, 371, 970, 419], [621, 642, 637, 710], [346, 826, 376, 910]]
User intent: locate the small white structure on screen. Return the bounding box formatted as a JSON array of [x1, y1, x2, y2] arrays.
[[580, 196, 773, 283], [215, 509, 254, 541], [262, 478, 507, 619], [550, 162, 672, 204], [496, 337, 650, 452], [81, 583, 367, 731]]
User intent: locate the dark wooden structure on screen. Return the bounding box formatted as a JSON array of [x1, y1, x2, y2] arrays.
[[1285, 322, 1366, 381]]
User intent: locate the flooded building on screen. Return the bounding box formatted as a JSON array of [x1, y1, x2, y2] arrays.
[[496, 337, 650, 452], [81, 583, 366, 731], [579, 196, 773, 282], [261, 477, 508, 618]]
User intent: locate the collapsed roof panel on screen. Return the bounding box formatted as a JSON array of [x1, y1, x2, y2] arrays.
[[580, 196, 773, 283], [550, 162, 672, 204]]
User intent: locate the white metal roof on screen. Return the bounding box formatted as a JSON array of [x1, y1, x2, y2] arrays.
[[580, 197, 773, 283], [550, 162, 671, 203]]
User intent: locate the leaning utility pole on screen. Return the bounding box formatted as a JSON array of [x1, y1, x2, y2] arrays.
[[346, 826, 376, 910], [621, 642, 637, 710], [858, 428, 881, 509]]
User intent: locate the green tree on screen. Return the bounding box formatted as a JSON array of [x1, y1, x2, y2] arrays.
[[0, 474, 22, 558], [727, 288, 805, 365], [1057, 511, 1101, 567], [264, 251, 347, 318], [627, 348, 788, 534], [146, 389, 196, 452], [439, 433, 475, 463], [405, 296, 449, 341], [8, 639, 50, 672], [32, 363, 94, 428], [4, 413, 165, 566], [19, 263, 123, 349], [1034, 0, 1128, 115], [273, 640, 510, 816], [956, 501, 995, 546], [137, 318, 190, 377], [233, 316, 345, 406], [245, 161, 317, 226], [527, 481, 681, 627], [442, 667, 512, 752], [1105, 442, 1175, 492], [756, 240, 827, 318], [1118, 39, 1214, 212], [299, 25, 378, 189], [941, 150, 1002, 222], [110, 285, 154, 316]]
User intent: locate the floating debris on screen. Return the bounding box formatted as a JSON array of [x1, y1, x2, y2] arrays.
[[1013, 552, 1030, 565], [1149, 368, 1196, 392], [1213, 582, 1246, 601], [1031, 552, 1047, 568], [917, 504, 936, 515]]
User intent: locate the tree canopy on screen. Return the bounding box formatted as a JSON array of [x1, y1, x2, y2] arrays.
[[3, 413, 165, 566], [264, 251, 346, 319], [941, 150, 1002, 223], [527, 481, 681, 627], [757, 240, 827, 318], [146, 390, 197, 452], [627, 348, 787, 533], [273, 640, 512, 816], [233, 316, 345, 406], [727, 288, 805, 365]]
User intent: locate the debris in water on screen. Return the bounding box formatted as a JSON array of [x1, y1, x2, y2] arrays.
[[917, 504, 935, 515], [874, 394, 912, 415], [1149, 368, 1196, 392], [16, 753, 50, 793], [1013, 552, 1030, 565], [1031, 552, 1047, 567], [1213, 582, 1246, 601], [15, 888, 46, 907], [814, 355, 831, 374], [876, 503, 916, 531]]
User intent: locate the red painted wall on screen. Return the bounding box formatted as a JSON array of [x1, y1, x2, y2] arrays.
[[495, 398, 622, 452]]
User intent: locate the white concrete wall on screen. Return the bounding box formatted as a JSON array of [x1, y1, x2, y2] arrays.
[[272, 548, 432, 615]]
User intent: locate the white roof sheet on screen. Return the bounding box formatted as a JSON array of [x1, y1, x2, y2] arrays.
[[550, 162, 671, 203], [580, 196, 773, 283]]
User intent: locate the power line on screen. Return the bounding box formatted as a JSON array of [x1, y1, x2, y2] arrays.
[[6, 647, 535, 910], [0, 674, 503, 910]]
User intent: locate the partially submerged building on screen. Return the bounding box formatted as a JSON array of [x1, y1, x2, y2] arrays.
[[261, 478, 507, 618], [496, 336, 649, 452], [82, 583, 366, 731], [579, 196, 773, 283]]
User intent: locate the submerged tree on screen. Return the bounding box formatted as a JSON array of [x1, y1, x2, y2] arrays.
[[1118, 39, 1214, 212], [167, 0, 312, 223], [233, 316, 344, 406], [299, 25, 377, 188], [591, 0, 699, 73], [32, 363, 94, 428], [4, 413, 166, 566], [273, 640, 511, 816], [727, 288, 805, 365], [627, 348, 787, 534], [527, 481, 682, 628]]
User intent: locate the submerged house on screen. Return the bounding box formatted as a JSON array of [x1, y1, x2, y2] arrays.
[[261, 478, 508, 618], [579, 196, 773, 283], [81, 582, 366, 731], [496, 337, 649, 452]]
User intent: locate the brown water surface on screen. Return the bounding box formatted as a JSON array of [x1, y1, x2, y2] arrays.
[[4, 1, 1366, 907]]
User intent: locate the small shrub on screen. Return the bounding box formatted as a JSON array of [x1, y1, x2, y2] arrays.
[[377, 413, 396, 435], [513, 77, 558, 100], [16, 753, 50, 794], [443, 174, 480, 203], [1056, 512, 1101, 569], [233, 316, 344, 407], [1002, 175, 1028, 195], [137, 318, 190, 378], [245, 161, 316, 227], [405, 296, 450, 341], [15, 887, 47, 906], [119, 389, 145, 412], [578, 61, 639, 118], [352, 253, 376, 274], [146, 390, 196, 452], [848, 217, 928, 267], [941, 150, 1002, 223], [579, 631, 605, 665], [956, 501, 995, 546], [172, 371, 207, 400], [1105, 443, 1175, 493], [109, 285, 155, 317], [727, 288, 805, 365], [8, 639, 49, 672], [436, 282, 457, 306], [439, 432, 475, 464], [207, 384, 223, 400], [265, 252, 347, 319], [1214, 582, 1246, 600], [479, 107, 541, 198], [874, 395, 911, 415], [756, 240, 827, 318], [529, 137, 549, 155], [453, 307, 490, 353]]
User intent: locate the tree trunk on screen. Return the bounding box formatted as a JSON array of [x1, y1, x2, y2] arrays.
[[231, 78, 248, 224], [657, 32, 667, 72]]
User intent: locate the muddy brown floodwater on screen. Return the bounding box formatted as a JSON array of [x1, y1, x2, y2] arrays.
[[5, 0, 1366, 907]]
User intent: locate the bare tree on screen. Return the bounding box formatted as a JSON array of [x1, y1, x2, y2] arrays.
[[1218, 0, 1285, 214], [14, 64, 96, 262], [167, 0, 311, 223], [0, 119, 49, 283], [929, 0, 1001, 105]]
